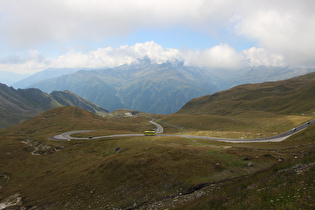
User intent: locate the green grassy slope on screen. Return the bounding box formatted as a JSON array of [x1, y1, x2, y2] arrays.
[[178, 71, 315, 116], [159, 112, 312, 138], [157, 72, 314, 138]]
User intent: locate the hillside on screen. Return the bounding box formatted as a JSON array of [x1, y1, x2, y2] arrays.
[[21, 59, 315, 114], [0, 84, 109, 128], [0, 106, 314, 209], [177, 71, 315, 116], [50, 90, 109, 115]]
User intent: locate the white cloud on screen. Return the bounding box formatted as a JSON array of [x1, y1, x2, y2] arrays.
[[0, 0, 207, 48], [243, 47, 286, 67], [132, 42, 182, 64], [53, 43, 288, 70], [1, 0, 315, 68], [0, 42, 291, 74], [230, 0, 315, 66], [54, 41, 182, 68], [183, 44, 245, 69], [0, 50, 52, 73], [0, 42, 183, 73]]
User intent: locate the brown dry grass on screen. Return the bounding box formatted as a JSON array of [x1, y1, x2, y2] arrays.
[[0, 106, 314, 209]]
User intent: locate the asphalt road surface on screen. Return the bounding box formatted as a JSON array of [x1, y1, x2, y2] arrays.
[[149, 120, 164, 134], [51, 118, 315, 143]]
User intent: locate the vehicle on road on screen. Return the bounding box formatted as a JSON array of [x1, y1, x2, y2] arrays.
[[144, 130, 156, 136]]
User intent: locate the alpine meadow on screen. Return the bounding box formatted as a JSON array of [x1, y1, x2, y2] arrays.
[[1, 0, 315, 209]]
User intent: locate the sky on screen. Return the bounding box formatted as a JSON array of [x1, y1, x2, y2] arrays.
[[0, 0, 315, 74]]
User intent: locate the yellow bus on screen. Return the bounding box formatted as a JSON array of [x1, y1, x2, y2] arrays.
[[144, 130, 156, 136]]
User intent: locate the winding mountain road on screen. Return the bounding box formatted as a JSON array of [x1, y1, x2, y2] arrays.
[[51, 119, 315, 143]]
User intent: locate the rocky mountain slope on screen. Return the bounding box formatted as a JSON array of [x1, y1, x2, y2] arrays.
[[0, 83, 109, 128], [27, 61, 219, 113]]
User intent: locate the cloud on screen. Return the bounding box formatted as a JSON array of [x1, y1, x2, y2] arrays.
[[1, 0, 315, 68], [0, 42, 182, 73], [0, 52, 52, 74], [1, 42, 290, 73], [0, 50, 48, 64], [55, 42, 246, 70], [230, 0, 315, 66], [183, 44, 245, 69], [0, 0, 207, 48], [54, 41, 182, 68], [243, 47, 286, 67]]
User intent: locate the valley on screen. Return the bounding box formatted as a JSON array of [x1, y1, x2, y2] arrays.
[[2, 2, 315, 209], [0, 105, 314, 209], [0, 71, 314, 209]]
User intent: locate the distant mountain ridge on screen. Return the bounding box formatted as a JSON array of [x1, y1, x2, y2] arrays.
[[177, 71, 315, 116], [0, 71, 30, 85], [27, 61, 220, 113], [0, 83, 109, 128], [12, 68, 83, 88], [18, 59, 315, 114]]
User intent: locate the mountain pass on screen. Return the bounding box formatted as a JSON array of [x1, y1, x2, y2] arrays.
[[51, 119, 315, 143]]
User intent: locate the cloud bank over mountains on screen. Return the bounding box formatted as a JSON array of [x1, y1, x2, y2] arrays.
[[0, 42, 288, 73], [1, 0, 314, 73]]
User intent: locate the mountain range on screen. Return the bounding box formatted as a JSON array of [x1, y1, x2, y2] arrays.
[[14, 59, 315, 114], [1, 72, 314, 209], [0, 84, 109, 128], [23, 61, 219, 114], [1, 67, 314, 209], [12, 68, 89, 89]]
